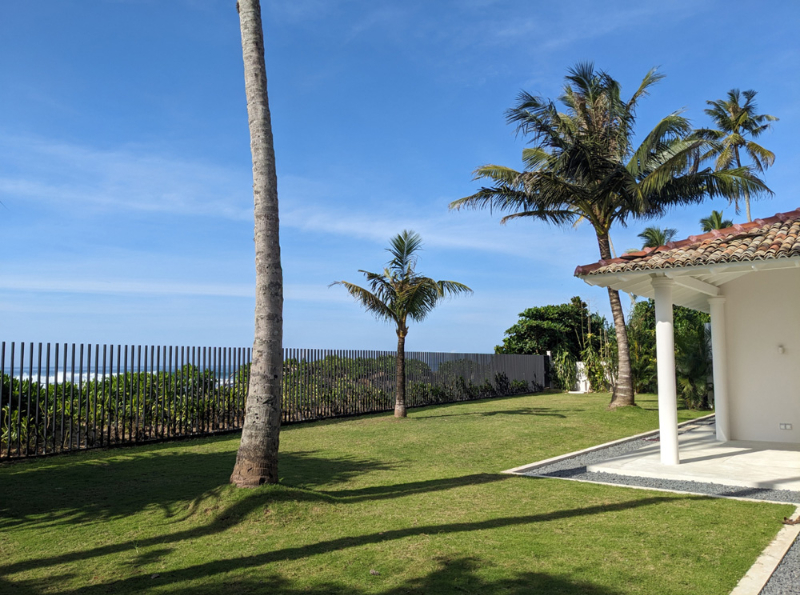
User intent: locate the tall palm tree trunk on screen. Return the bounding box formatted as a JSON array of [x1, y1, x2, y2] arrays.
[[230, 0, 284, 487], [395, 331, 407, 418], [734, 148, 752, 222], [597, 234, 635, 408]]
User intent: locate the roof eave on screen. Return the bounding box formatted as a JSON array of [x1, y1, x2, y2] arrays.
[[577, 255, 800, 291]]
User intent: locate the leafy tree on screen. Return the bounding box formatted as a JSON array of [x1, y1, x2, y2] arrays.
[[230, 0, 284, 488], [637, 226, 677, 248], [333, 231, 472, 418], [495, 296, 606, 360], [450, 63, 763, 408], [700, 210, 733, 231], [696, 89, 778, 222]]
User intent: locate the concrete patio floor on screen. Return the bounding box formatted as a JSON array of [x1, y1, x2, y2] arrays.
[[588, 423, 800, 491]]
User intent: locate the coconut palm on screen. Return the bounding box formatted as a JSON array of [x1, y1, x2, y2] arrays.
[[450, 63, 765, 408], [333, 231, 472, 418], [696, 89, 778, 222], [700, 210, 733, 232], [230, 0, 284, 488], [638, 226, 677, 248]]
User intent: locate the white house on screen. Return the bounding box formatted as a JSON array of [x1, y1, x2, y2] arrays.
[[575, 208, 800, 465]]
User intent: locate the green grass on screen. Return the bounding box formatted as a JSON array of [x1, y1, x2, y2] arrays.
[[0, 392, 793, 594]]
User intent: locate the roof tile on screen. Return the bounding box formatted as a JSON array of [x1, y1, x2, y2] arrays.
[[575, 208, 800, 277]]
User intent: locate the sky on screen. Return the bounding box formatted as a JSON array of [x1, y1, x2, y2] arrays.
[[0, 0, 798, 353]]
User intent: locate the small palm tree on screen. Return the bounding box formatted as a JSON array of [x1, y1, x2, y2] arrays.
[[333, 231, 472, 418], [700, 210, 734, 232], [637, 226, 677, 248], [696, 89, 778, 222]]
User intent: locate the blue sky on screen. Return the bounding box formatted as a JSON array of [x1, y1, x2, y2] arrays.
[[1, 0, 798, 352]]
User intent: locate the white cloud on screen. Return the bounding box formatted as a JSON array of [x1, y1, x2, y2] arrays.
[[0, 135, 252, 220], [0, 274, 355, 305], [0, 275, 252, 297], [280, 197, 597, 262], [0, 134, 599, 272]]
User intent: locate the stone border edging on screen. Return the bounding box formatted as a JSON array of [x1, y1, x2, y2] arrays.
[[730, 508, 800, 595]]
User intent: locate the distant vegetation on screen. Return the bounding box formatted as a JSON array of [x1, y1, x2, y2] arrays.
[[1, 352, 543, 458], [496, 296, 713, 409], [496, 296, 615, 393]]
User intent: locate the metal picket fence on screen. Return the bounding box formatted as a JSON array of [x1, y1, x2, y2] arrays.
[[0, 342, 548, 459]]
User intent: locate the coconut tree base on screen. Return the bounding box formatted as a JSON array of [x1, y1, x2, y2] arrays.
[[607, 401, 638, 410], [230, 460, 278, 488]]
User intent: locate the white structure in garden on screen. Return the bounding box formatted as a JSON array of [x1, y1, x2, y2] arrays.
[[575, 208, 800, 465]]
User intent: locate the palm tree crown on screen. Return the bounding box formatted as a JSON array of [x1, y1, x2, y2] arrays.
[[333, 231, 471, 417], [449, 63, 766, 408], [638, 226, 677, 248], [700, 210, 734, 232], [696, 89, 778, 221], [333, 231, 471, 334]]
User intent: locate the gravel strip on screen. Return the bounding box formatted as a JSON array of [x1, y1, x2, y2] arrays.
[[516, 417, 800, 594], [761, 537, 800, 595]]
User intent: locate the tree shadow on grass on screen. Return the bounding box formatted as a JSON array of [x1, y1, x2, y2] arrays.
[[1, 494, 684, 591], [31, 556, 623, 595], [421, 407, 568, 419], [0, 448, 394, 531], [0, 472, 514, 579], [313, 473, 510, 502]]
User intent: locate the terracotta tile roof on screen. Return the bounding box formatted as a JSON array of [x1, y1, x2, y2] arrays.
[[574, 208, 800, 277]]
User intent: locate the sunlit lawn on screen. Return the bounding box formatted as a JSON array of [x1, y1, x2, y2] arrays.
[[0, 392, 792, 594]]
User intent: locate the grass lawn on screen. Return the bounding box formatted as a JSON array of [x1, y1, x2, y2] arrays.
[[0, 392, 793, 594]]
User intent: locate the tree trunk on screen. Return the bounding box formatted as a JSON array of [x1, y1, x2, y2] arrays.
[[735, 148, 752, 222], [597, 233, 635, 408], [230, 0, 284, 488], [394, 331, 407, 418]]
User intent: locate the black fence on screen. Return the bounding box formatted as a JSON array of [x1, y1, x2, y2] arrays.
[[0, 342, 548, 459]]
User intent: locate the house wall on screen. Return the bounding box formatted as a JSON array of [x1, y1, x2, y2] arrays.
[[724, 267, 800, 443]]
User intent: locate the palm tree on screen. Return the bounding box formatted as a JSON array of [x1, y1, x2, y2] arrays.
[[700, 210, 733, 232], [638, 226, 677, 248], [696, 89, 778, 222], [333, 231, 472, 418], [230, 0, 284, 488], [450, 63, 765, 408]]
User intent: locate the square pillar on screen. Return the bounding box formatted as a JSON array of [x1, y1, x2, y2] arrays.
[[708, 296, 730, 441], [652, 277, 679, 465]]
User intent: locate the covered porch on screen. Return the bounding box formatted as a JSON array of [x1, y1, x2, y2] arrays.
[[575, 209, 800, 466], [588, 420, 800, 491]]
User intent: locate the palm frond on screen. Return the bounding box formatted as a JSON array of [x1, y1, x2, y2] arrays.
[[625, 67, 666, 112], [637, 226, 677, 248], [331, 280, 396, 323], [499, 208, 577, 225], [700, 210, 734, 231], [387, 230, 423, 274], [743, 141, 776, 172]]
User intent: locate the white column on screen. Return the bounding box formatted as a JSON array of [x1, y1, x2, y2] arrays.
[[652, 276, 679, 465], [708, 296, 730, 441]]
